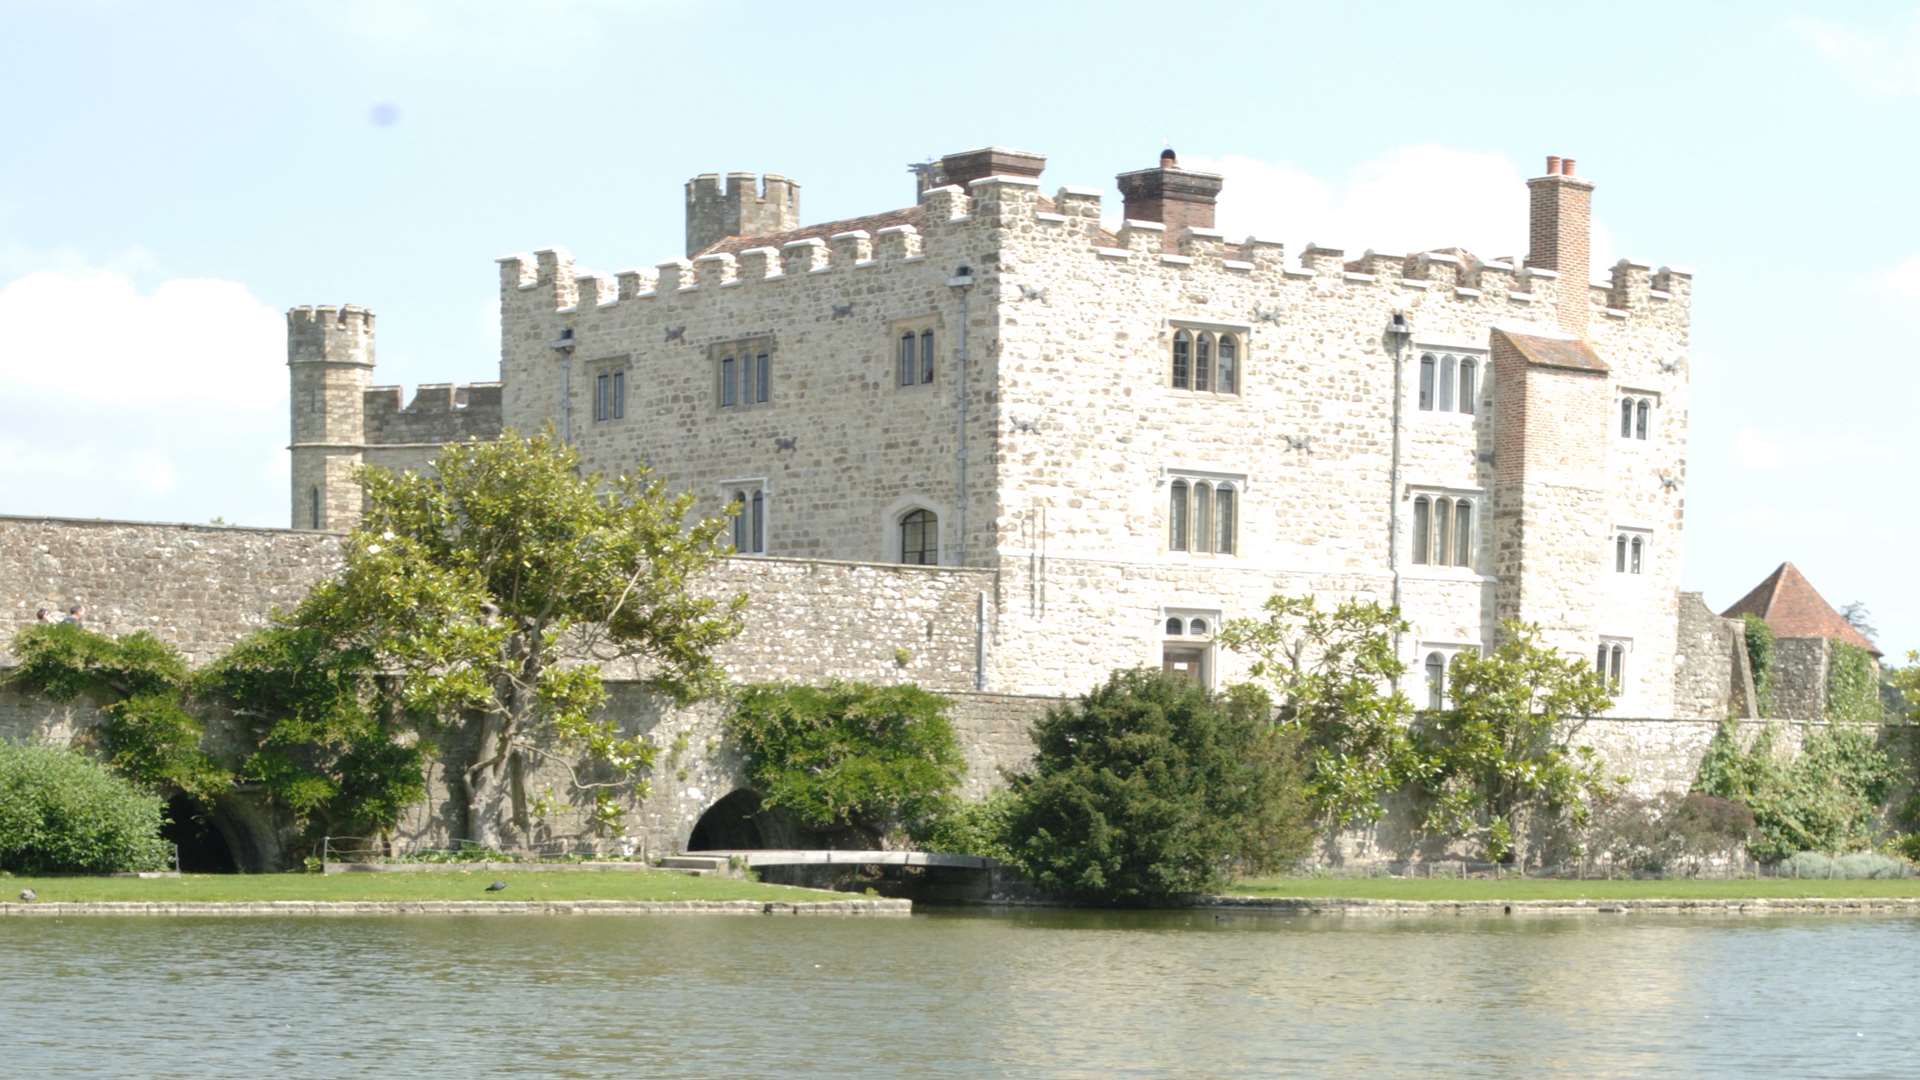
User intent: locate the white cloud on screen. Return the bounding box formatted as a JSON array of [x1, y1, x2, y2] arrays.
[[0, 261, 288, 525], [1791, 13, 1920, 96], [1180, 145, 1616, 275], [1881, 255, 1920, 300]]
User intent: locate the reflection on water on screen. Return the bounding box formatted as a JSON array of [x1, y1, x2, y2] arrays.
[[3, 908, 1916, 1078]]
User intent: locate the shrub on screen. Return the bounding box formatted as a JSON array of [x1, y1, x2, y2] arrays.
[[726, 681, 966, 843], [0, 743, 172, 874], [1695, 721, 1894, 862], [1778, 850, 1911, 880], [914, 790, 1018, 862], [1587, 792, 1755, 875], [1004, 671, 1313, 904]]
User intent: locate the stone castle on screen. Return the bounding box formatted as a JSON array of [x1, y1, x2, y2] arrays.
[[290, 146, 1703, 717]]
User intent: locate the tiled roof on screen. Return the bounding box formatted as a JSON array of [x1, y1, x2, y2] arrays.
[[1721, 561, 1880, 655], [1491, 328, 1609, 373]]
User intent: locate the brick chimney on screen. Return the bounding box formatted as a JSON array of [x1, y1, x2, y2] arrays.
[[1116, 149, 1224, 252], [931, 147, 1047, 193], [1525, 154, 1595, 336]]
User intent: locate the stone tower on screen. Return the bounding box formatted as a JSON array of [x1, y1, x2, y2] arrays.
[[287, 305, 373, 531], [684, 172, 800, 256]]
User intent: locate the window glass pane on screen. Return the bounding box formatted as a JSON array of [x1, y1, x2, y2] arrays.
[[1215, 486, 1235, 555], [1194, 482, 1213, 554], [1172, 331, 1191, 390], [731, 492, 747, 551], [1169, 481, 1189, 551], [1434, 498, 1452, 567], [612, 371, 625, 419], [1631, 537, 1642, 574], [1454, 501, 1472, 567], [1597, 644, 1608, 673], [310, 487, 320, 530], [742, 355, 755, 404], [921, 330, 935, 383], [1195, 334, 1211, 392], [900, 508, 936, 565], [722, 357, 736, 406], [1438, 356, 1455, 412], [1617, 536, 1627, 572], [1636, 399, 1649, 440], [1426, 653, 1445, 710], [1188, 618, 1208, 636], [899, 334, 914, 387], [751, 490, 764, 553], [1621, 398, 1633, 437], [1610, 645, 1624, 689], [595, 373, 609, 421], [757, 354, 770, 403], [1459, 359, 1476, 415], [1218, 335, 1238, 394], [1419, 355, 1435, 410], [1412, 497, 1430, 564], [1165, 617, 1183, 635]]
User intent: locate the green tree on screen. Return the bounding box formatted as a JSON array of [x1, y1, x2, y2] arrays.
[[1217, 595, 1417, 828], [1005, 670, 1313, 904], [284, 429, 745, 848], [1411, 622, 1615, 864], [0, 743, 172, 874], [726, 681, 966, 845]]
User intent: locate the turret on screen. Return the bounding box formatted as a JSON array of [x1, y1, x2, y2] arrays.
[[287, 305, 374, 530], [685, 172, 801, 257]]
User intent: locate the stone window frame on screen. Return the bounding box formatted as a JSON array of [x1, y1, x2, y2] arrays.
[[882, 493, 951, 566], [1613, 526, 1652, 576], [1406, 485, 1482, 574], [713, 335, 776, 412], [1617, 388, 1659, 441], [1416, 641, 1480, 711], [1414, 342, 1487, 418], [1161, 606, 1223, 690], [1166, 318, 1249, 397], [721, 478, 770, 555], [590, 354, 628, 424], [1596, 636, 1631, 698], [890, 314, 942, 390], [1160, 467, 1246, 559]]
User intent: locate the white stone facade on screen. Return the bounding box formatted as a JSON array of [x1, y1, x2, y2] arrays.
[[300, 147, 1696, 718]]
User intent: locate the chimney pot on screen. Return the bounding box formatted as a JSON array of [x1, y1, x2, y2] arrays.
[[1545, 155, 1561, 175], [1161, 148, 1178, 167], [1561, 157, 1576, 176]]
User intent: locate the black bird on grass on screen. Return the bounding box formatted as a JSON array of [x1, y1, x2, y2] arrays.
[[485, 880, 508, 893]]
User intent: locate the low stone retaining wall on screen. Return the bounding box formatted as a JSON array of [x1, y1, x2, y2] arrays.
[[322, 861, 661, 874], [0, 898, 912, 917], [1200, 896, 1920, 917]]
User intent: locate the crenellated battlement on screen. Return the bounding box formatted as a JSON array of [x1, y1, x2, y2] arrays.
[[362, 381, 503, 446], [287, 305, 375, 366]]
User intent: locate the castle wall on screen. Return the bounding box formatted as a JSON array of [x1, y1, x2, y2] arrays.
[[496, 183, 1002, 571], [363, 382, 503, 446], [1771, 636, 1832, 721], [1672, 591, 1743, 721]]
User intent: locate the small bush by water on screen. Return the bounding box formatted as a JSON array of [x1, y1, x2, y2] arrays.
[[1776, 851, 1912, 879], [0, 743, 171, 874]]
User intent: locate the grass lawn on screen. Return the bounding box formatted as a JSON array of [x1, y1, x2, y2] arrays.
[[1228, 877, 1920, 902], [2, 869, 836, 904]]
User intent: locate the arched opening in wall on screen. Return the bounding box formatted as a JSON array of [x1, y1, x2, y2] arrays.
[[162, 794, 238, 873], [687, 789, 769, 851]]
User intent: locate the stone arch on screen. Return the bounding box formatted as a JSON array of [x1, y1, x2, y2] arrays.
[[160, 791, 284, 872], [683, 788, 831, 853]]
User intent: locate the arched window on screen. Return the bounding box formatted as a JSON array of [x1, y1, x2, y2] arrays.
[[730, 490, 748, 552], [1165, 617, 1184, 635], [750, 490, 765, 553], [1597, 644, 1608, 674], [1188, 618, 1209, 636], [1438, 355, 1456, 412], [1215, 485, 1235, 555], [1419, 354, 1436, 411], [1169, 480, 1190, 551], [898, 333, 915, 387], [920, 330, 935, 383], [1217, 335, 1238, 394], [899, 508, 937, 565], [1412, 496, 1431, 564], [1635, 399, 1650, 440], [722, 355, 737, 407], [1193, 481, 1214, 554], [1453, 500, 1473, 567], [1434, 497, 1453, 567], [309, 487, 321, 530], [1194, 333, 1212, 392], [1425, 652, 1446, 711], [1630, 536, 1643, 574], [1172, 330, 1192, 390], [1616, 535, 1628, 572], [1458, 358, 1477, 415], [1620, 397, 1633, 438]]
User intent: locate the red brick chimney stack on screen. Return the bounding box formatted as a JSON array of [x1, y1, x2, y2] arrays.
[[1117, 148, 1224, 252], [1526, 153, 1595, 335]]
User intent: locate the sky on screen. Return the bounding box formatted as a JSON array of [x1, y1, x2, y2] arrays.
[[1, 0, 1916, 659]]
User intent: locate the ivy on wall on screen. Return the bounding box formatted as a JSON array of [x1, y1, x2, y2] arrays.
[[1826, 642, 1881, 723], [1743, 615, 1775, 717]]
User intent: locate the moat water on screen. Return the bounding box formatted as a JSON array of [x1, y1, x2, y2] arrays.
[[4, 909, 1916, 1078]]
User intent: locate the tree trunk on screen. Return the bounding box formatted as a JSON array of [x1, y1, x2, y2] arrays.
[[463, 715, 519, 851]]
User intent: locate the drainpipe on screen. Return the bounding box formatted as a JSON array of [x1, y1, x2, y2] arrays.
[[1383, 312, 1413, 660], [948, 265, 976, 565], [550, 328, 576, 443]]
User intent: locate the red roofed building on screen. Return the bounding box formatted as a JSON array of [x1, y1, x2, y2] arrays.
[[1721, 561, 1879, 657]]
